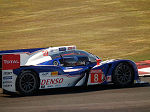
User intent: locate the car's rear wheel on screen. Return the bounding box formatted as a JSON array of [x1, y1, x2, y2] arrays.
[[16, 70, 39, 96], [113, 63, 134, 87]]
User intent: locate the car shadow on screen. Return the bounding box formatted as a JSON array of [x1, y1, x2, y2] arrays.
[[39, 82, 150, 95], [2, 82, 150, 98]]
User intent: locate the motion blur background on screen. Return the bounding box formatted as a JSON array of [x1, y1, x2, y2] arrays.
[[0, 0, 150, 61]]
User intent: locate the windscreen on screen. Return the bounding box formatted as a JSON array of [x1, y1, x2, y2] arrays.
[[50, 50, 99, 63]]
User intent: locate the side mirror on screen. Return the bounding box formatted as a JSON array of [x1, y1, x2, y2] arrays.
[[96, 59, 102, 65]]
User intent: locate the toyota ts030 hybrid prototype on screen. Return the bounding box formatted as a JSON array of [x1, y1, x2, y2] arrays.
[[0, 46, 139, 96]]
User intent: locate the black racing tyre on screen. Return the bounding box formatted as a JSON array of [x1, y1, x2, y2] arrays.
[[112, 63, 134, 87], [16, 70, 39, 96]]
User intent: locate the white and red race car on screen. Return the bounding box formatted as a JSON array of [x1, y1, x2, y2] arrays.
[[0, 46, 142, 96]]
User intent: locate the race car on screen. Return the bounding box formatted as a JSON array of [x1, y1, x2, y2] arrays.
[[0, 46, 139, 96]]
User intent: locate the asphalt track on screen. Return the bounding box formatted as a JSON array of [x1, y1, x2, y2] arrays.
[[0, 77, 150, 112], [0, 61, 150, 112]]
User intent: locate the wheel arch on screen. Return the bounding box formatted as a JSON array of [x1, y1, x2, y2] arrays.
[[104, 60, 138, 83], [15, 68, 40, 92], [111, 61, 135, 82], [110, 60, 138, 87]]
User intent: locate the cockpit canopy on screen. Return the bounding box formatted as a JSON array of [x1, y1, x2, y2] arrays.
[[50, 50, 100, 67]]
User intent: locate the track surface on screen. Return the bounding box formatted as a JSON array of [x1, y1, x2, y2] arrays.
[[0, 77, 150, 112], [0, 61, 150, 112]]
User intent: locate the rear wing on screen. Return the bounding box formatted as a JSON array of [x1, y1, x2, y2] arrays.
[[0, 47, 46, 55]]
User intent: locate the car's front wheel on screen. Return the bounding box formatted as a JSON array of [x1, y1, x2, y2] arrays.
[[16, 70, 39, 96], [113, 63, 134, 87]]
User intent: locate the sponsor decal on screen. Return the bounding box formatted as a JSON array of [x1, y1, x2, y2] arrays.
[[51, 71, 58, 76], [3, 72, 13, 76], [3, 85, 12, 87], [2, 72, 17, 92], [47, 85, 54, 88], [41, 78, 64, 85], [3, 60, 19, 64], [3, 81, 13, 84], [42, 50, 49, 56], [40, 71, 58, 77], [107, 76, 111, 82], [90, 69, 105, 83], [41, 85, 45, 89], [40, 72, 51, 77], [3, 76, 12, 80], [68, 46, 76, 50], [2, 54, 20, 70], [59, 47, 66, 51]]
